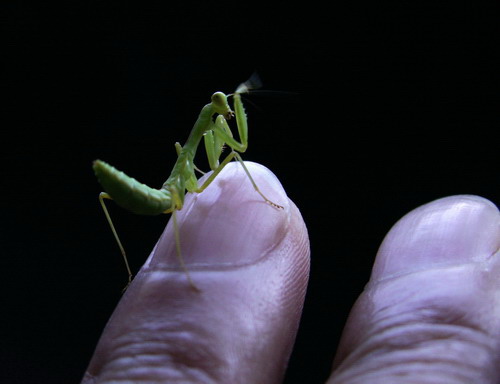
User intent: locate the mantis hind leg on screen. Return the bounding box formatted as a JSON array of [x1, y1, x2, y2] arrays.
[[99, 190, 198, 291], [98, 192, 133, 291]]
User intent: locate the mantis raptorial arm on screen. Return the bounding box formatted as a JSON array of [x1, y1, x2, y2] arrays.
[[197, 99, 283, 209], [212, 115, 247, 153]]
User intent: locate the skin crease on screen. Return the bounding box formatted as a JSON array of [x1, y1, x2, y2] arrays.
[[83, 162, 500, 384]]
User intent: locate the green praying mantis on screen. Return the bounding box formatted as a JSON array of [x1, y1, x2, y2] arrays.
[[93, 76, 283, 290]]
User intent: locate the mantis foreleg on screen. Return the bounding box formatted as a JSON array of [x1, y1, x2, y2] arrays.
[[198, 105, 283, 209]]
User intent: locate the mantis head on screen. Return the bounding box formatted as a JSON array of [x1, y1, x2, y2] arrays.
[[211, 92, 234, 120]]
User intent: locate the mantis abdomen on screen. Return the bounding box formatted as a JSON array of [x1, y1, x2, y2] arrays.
[[93, 160, 172, 215]]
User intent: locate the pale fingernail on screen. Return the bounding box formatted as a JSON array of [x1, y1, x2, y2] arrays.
[[371, 195, 500, 282], [148, 162, 290, 269]]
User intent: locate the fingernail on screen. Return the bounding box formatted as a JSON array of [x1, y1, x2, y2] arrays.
[[371, 195, 500, 282], [148, 162, 290, 269]]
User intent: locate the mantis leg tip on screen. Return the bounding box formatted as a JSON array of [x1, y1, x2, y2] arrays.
[[272, 202, 285, 210], [186, 277, 201, 293], [190, 284, 202, 293], [120, 275, 133, 294], [264, 199, 284, 210]]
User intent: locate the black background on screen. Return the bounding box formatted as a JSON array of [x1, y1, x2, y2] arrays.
[[2, 1, 498, 383]]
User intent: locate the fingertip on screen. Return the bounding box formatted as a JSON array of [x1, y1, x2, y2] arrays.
[[84, 162, 310, 383]]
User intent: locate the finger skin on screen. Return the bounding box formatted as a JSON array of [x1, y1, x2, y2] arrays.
[[82, 162, 310, 384], [329, 195, 500, 384]]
